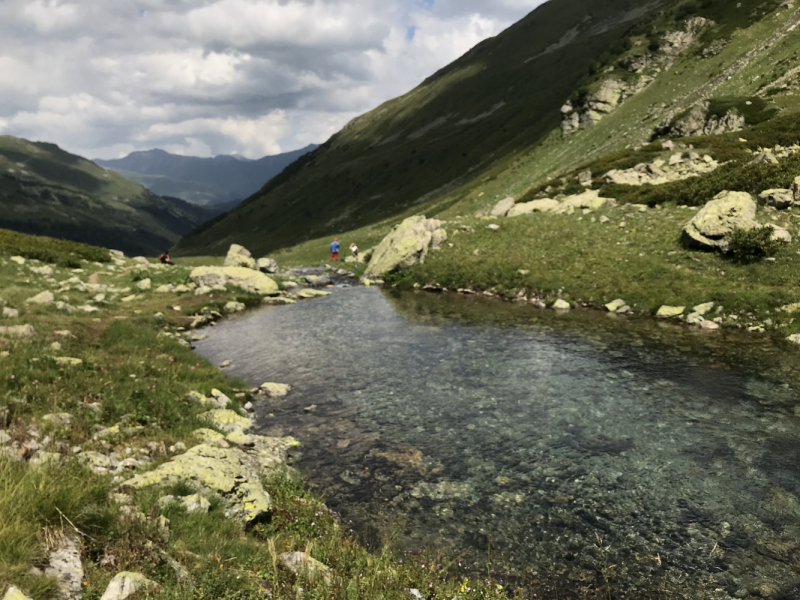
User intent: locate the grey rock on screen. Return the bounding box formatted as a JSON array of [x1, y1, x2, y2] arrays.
[[25, 291, 54, 305], [45, 535, 84, 600], [223, 244, 256, 269], [759, 188, 794, 209], [99, 572, 160, 600], [256, 257, 279, 274], [2, 307, 19, 319], [490, 197, 516, 217]]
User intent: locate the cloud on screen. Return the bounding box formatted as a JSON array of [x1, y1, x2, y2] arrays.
[[0, 0, 543, 159]]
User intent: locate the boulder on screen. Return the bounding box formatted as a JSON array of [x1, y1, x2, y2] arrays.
[[190, 266, 278, 296], [507, 199, 560, 217], [552, 299, 571, 310], [765, 223, 793, 244], [0, 324, 35, 338], [553, 190, 616, 214], [657, 305, 685, 318], [364, 216, 445, 279], [605, 299, 627, 313], [490, 197, 516, 217], [759, 189, 794, 209], [135, 279, 151, 291], [224, 244, 256, 269], [25, 291, 54, 305], [681, 191, 758, 251], [99, 573, 160, 600], [693, 302, 715, 315], [45, 535, 83, 600], [279, 552, 333, 583], [256, 257, 279, 274], [3, 587, 33, 600], [124, 438, 297, 525]]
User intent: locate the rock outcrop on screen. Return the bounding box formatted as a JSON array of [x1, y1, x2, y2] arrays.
[[190, 266, 279, 296], [604, 152, 719, 187], [224, 244, 256, 269], [658, 100, 745, 138], [681, 191, 759, 251], [364, 216, 447, 278]]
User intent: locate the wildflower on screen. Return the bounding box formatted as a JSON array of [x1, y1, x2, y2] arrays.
[[10, 375, 14, 379]]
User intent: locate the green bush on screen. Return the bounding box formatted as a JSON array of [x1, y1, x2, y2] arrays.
[[727, 226, 786, 263]]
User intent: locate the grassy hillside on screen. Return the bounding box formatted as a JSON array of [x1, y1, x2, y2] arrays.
[[175, 0, 674, 256], [0, 136, 217, 256]]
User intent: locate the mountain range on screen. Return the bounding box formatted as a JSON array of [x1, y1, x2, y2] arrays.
[[94, 145, 318, 208], [0, 135, 218, 256]]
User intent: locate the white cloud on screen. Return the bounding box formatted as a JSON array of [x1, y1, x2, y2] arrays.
[[0, 0, 544, 159]]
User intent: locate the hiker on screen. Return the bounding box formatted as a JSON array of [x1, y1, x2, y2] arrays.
[[330, 238, 340, 262], [159, 251, 175, 265], [350, 243, 359, 260]]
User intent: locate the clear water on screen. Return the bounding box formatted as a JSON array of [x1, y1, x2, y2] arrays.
[[194, 287, 800, 599]]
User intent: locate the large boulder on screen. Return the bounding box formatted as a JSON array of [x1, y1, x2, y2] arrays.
[[190, 266, 278, 295], [507, 199, 560, 217], [223, 244, 256, 269], [364, 216, 446, 278], [681, 191, 759, 251]]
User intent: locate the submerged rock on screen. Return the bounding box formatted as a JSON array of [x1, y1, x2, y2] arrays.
[[190, 266, 278, 296], [364, 216, 446, 278], [224, 244, 256, 269], [681, 191, 758, 252]]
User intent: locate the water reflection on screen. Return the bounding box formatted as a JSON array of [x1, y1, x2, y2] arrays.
[[194, 288, 800, 599]]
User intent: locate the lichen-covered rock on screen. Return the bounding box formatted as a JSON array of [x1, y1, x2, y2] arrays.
[[223, 301, 246, 314], [192, 428, 227, 445], [765, 223, 793, 244], [693, 302, 715, 315], [124, 444, 271, 525], [256, 257, 279, 274], [552, 299, 571, 310], [0, 324, 35, 338], [45, 535, 83, 600], [553, 190, 616, 214], [186, 391, 227, 410], [26, 291, 54, 305], [657, 305, 685, 318], [490, 197, 516, 217], [224, 244, 256, 269], [364, 216, 445, 278], [279, 552, 333, 583], [190, 266, 278, 296], [199, 409, 253, 433], [681, 191, 759, 251], [3, 586, 33, 600], [99, 572, 160, 600], [260, 382, 292, 398], [605, 299, 627, 313], [135, 279, 151, 291], [507, 199, 559, 216], [759, 189, 794, 209]]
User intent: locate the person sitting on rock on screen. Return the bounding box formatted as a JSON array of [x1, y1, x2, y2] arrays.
[[330, 238, 340, 262], [350, 243, 359, 259], [159, 251, 175, 265]]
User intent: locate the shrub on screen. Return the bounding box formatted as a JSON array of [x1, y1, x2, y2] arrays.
[[727, 226, 786, 263]]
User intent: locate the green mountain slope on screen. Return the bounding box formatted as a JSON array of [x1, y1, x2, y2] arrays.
[[175, 0, 673, 255], [0, 136, 217, 256]]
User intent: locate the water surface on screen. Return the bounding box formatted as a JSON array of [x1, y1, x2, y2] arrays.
[[194, 287, 800, 600]]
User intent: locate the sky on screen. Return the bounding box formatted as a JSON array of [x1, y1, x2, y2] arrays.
[[0, 0, 544, 160]]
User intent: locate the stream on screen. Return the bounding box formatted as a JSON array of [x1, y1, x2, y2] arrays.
[[193, 286, 800, 600]]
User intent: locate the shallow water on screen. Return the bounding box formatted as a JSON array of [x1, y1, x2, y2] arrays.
[[194, 287, 800, 600]]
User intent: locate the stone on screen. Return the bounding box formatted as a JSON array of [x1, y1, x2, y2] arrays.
[[124, 444, 272, 525], [657, 305, 685, 318], [765, 223, 793, 243], [10, 256, 26, 265], [220, 360, 232, 368], [190, 266, 278, 296], [578, 170, 593, 187], [226, 430, 255, 446], [507, 199, 559, 217], [42, 413, 73, 427], [99, 572, 160, 600], [25, 291, 54, 305], [486, 224, 501, 231], [263, 297, 296, 306], [686, 312, 704, 325], [260, 382, 292, 398], [279, 552, 333, 583], [2, 307, 19, 318], [3, 587, 33, 600], [135, 279, 151, 291], [554, 190, 616, 214], [223, 301, 246, 314], [363, 216, 445, 278], [598, 215, 610, 224], [155, 284, 173, 293], [759, 189, 794, 209], [787, 334, 800, 344], [223, 244, 256, 269], [256, 257, 279, 274], [54, 357, 83, 367], [552, 299, 571, 310], [186, 391, 228, 410], [693, 302, 715, 315], [182, 493, 211, 513], [605, 299, 627, 313], [305, 275, 332, 287], [198, 409, 253, 434], [293, 289, 331, 300], [0, 324, 35, 338], [490, 197, 516, 217], [192, 428, 227, 444], [132, 257, 150, 265], [45, 535, 83, 600], [681, 191, 759, 252]]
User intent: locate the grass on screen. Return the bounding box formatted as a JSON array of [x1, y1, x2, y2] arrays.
[[0, 228, 110, 267], [386, 204, 800, 333], [0, 229, 514, 600]]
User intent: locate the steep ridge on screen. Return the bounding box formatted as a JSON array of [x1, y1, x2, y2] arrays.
[[94, 145, 318, 207], [175, 0, 673, 256], [0, 136, 216, 256]]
